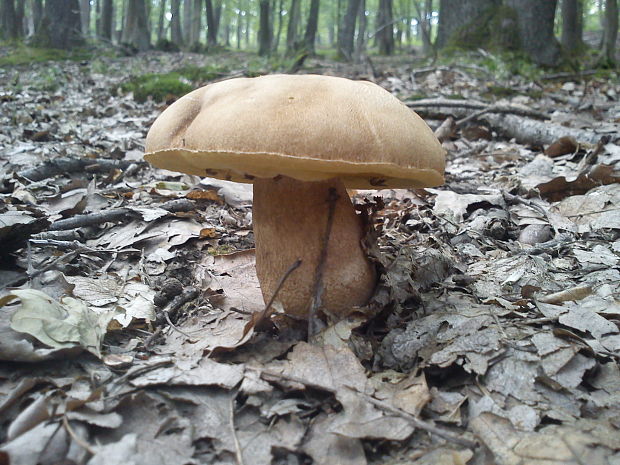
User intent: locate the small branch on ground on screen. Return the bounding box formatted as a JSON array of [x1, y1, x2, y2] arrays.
[[249, 366, 477, 449], [240, 259, 302, 339], [406, 98, 549, 121], [17, 157, 144, 183], [48, 198, 198, 231], [350, 388, 478, 448], [308, 187, 338, 338]]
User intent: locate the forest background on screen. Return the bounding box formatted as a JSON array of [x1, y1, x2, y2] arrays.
[[0, 0, 618, 70]]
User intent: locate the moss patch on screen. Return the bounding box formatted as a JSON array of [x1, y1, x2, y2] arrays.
[[0, 43, 93, 67], [119, 65, 229, 103]]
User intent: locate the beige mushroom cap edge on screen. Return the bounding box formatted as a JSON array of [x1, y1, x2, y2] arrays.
[[144, 74, 446, 189]]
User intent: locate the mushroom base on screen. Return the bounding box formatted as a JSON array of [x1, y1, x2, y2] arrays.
[[253, 176, 376, 319]]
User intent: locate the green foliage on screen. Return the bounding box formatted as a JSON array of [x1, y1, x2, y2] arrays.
[[119, 72, 194, 103], [0, 43, 92, 67], [119, 64, 230, 102]]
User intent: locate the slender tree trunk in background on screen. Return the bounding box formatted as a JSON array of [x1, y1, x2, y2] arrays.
[[157, 0, 167, 41], [338, 0, 360, 60], [224, 23, 230, 46], [80, 0, 90, 35], [205, 0, 218, 46], [273, 0, 284, 50], [420, 0, 433, 55], [505, 0, 560, 66], [236, 8, 242, 49], [244, 10, 250, 47], [376, 0, 394, 54], [32, 0, 43, 33], [258, 0, 271, 55], [122, 0, 150, 50], [286, 0, 301, 54], [95, 0, 101, 36], [183, 0, 191, 44], [600, 0, 618, 65], [561, 0, 582, 54], [33, 0, 84, 49], [170, 0, 183, 45], [15, 0, 24, 36], [354, 0, 366, 59], [0, 0, 19, 40], [101, 0, 112, 39], [304, 0, 320, 54], [190, 0, 202, 47]]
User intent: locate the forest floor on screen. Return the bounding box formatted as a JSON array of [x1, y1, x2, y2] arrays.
[[0, 50, 619, 465]]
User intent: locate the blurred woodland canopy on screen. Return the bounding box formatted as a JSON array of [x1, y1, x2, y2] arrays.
[[0, 0, 617, 66]]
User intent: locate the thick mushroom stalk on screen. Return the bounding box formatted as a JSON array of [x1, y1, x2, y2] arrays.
[[253, 176, 376, 319]]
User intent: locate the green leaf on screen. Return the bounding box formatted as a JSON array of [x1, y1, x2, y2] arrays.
[[1, 289, 118, 358]]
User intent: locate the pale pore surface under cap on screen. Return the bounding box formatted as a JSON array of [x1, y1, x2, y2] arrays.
[[145, 74, 445, 189]]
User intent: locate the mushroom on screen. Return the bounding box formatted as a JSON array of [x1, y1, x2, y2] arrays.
[[144, 74, 445, 320]]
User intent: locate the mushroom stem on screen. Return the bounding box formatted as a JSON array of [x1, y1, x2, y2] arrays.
[[253, 176, 376, 319]]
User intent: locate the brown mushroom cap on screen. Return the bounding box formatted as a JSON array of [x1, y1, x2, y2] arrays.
[[145, 74, 445, 189]]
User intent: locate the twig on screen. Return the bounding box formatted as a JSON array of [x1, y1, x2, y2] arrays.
[[351, 389, 477, 448], [229, 389, 244, 465], [249, 366, 477, 449], [308, 187, 338, 337], [163, 310, 195, 340], [48, 198, 197, 231], [539, 70, 598, 81], [62, 415, 96, 455], [240, 259, 302, 339], [17, 157, 143, 182], [406, 98, 549, 121], [264, 259, 302, 316]]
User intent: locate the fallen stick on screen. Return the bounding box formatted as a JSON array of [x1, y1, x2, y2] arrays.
[[411, 104, 606, 146], [47, 198, 197, 231], [250, 366, 477, 449], [17, 157, 143, 182], [406, 98, 549, 120]]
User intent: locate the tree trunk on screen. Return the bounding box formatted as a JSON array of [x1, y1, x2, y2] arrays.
[[235, 8, 241, 49], [0, 0, 19, 39], [244, 7, 250, 47], [205, 0, 218, 46], [80, 0, 90, 35], [338, 0, 360, 60], [420, 0, 433, 55], [33, 0, 84, 49], [304, 0, 320, 54], [436, 0, 498, 49], [376, 0, 394, 55], [286, 0, 301, 54], [437, 0, 560, 66], [121, 0, 150, 51], [258, 0, 271, 55], [354, 0, 366, 59], [183, 0, 191, 44], [600, 0, 618, 66], [170, 0, 183, 45], [32, 0, 43, 33], [157, 0, 167, 41], [561, 0, 582, 54], [189, 0, 202, 48], [101, 0, 112, 39], [505, 0, 560, 66], [273, 0, 284, 50]]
